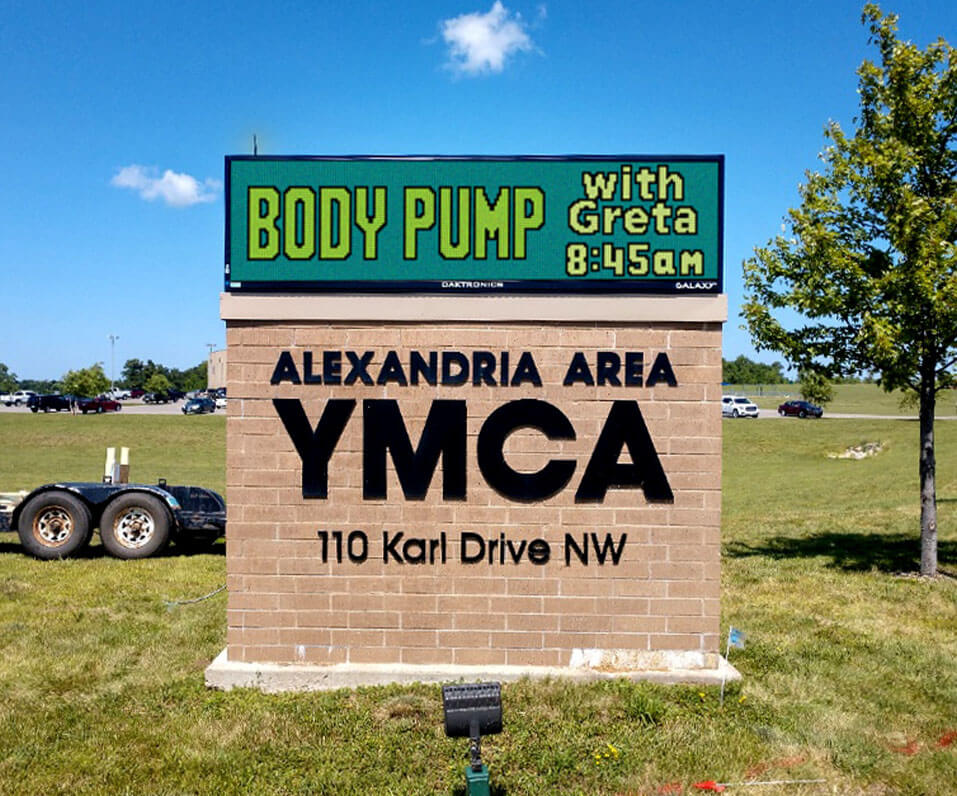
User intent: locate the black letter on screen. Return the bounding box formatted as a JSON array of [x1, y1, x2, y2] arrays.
[[409, 351, 437, 385], [344, 351, 375, 385], [270, 351, 302, 384], [563, 352, 594, 386], [323, 351, 342, 384], [273, 399, 355, 497], [383, 531, 404, 563], [575, 401, 673, 502], [460, 531, 485, 564], [362, 399, 466, 499], [646, 352, 678, 387], [477, 399, 576, 501], [510, 352, 542, 386], [303, 351, 322, 384], [441, 352, 469, 385], [377, 350, 408, 386], [624, 352, 644, 386], [472, 351, 497, 386], [596, 352, 621, 386]]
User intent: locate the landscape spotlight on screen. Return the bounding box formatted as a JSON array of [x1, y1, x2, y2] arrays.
[[442, 682, 502, 796]]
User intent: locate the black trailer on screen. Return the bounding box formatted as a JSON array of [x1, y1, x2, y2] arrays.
[[4, 481, 226, 560]]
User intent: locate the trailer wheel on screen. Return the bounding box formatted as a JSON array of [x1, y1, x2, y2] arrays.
[[100, 494, 171, 559], [18, 492, 93, 559]]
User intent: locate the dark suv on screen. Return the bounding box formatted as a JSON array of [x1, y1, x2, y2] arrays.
[[28, 394, 73, 413]]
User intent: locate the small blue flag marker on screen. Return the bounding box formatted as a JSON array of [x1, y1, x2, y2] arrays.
[[728, 627, 746, 650], [720, 626, 747, 706]]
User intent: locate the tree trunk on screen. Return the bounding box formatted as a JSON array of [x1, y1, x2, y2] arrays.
[[919, 363, 937, 577]]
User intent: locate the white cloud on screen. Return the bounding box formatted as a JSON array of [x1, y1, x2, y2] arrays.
[[441, 2, 536, 76], [111, 164, 221, 207]]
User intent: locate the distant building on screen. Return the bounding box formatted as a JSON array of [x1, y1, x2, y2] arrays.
[[208, 349, 227, 389]]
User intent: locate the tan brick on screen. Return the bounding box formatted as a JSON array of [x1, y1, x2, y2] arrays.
[[453, 647, 508, 666], [349, 646, 399, 664], [401, 647, 454, 665], [438, 630, 489, 648], [278, 628, 331, 646], [331, 629, 385, 647]]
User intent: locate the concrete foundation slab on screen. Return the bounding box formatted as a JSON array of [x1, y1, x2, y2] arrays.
[[204, 649, 741, 693]]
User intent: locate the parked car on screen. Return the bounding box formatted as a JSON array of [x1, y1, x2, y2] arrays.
[[130, 388, 146, 399], [27, 394, 73, 413], [182, 397, 216, 415], [107, 389, 131, 400], [721, 395, 759, 418], [167, 388, 186, 402], [143, 392, 169, 404], [1, 389, 37, 406], [778, 400, 824, 418], [77, 396, 122, 414], [214, 396, 227, 409]]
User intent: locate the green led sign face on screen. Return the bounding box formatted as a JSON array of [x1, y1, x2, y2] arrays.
[[225, 156, 723, 293]]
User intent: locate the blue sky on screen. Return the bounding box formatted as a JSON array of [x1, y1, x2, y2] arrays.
[[2, 0, 953, 381]]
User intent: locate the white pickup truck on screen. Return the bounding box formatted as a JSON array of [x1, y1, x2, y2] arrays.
[[1, 390, 37, 406]]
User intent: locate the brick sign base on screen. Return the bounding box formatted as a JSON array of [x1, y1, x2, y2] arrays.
[[207, 294, 732, 691]]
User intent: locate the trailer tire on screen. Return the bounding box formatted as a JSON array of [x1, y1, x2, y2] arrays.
[[100, 494, 171, 559], [18, 491, 93, 559]]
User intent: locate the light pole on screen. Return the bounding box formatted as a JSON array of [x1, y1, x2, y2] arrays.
[[206, 343, 216, 391], [108, 334, 119, 393]]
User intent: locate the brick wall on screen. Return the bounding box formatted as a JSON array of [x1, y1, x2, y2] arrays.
[[224, 320, 722, 666]]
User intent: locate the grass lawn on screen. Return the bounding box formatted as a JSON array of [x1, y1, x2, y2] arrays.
[[0, 412, 954, 794]]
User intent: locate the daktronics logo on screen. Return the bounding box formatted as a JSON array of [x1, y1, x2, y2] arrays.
[[676, 281, 717, 290]]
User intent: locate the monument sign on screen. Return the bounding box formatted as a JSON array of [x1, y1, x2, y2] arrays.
[[210, 156, 729, 689]]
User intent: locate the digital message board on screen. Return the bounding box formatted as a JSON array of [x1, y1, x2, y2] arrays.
[[225, 156, 723, 294]]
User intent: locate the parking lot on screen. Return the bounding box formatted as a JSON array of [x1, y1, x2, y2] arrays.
[[0, 399, 201, 416]]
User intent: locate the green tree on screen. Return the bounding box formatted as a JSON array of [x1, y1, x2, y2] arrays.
[[0, 363, 17, 394], [799, 370, 835, 407], [145, 373, 172, 394], [181, 362, 208, 391], [18, 379, 60, 394], [61, 364, 110, 399], [743, 5, 956, 576], [121, 358, 148, 389], [722, 355, 788, 384]]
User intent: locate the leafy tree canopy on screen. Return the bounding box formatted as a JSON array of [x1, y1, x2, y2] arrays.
[[61, 364, 110, 399], [743, 4, 956, 392], [0, 363, 17, 394], [17, 379, 60, 394], [122, 358, 207, 391], [799, 370, 835, 407], [145, 373, 172, 394], [722, 355, 788, 384]]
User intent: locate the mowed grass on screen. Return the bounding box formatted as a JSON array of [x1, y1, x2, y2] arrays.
[[0, 413, 225, 495], [0, 412, 954, 794]]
